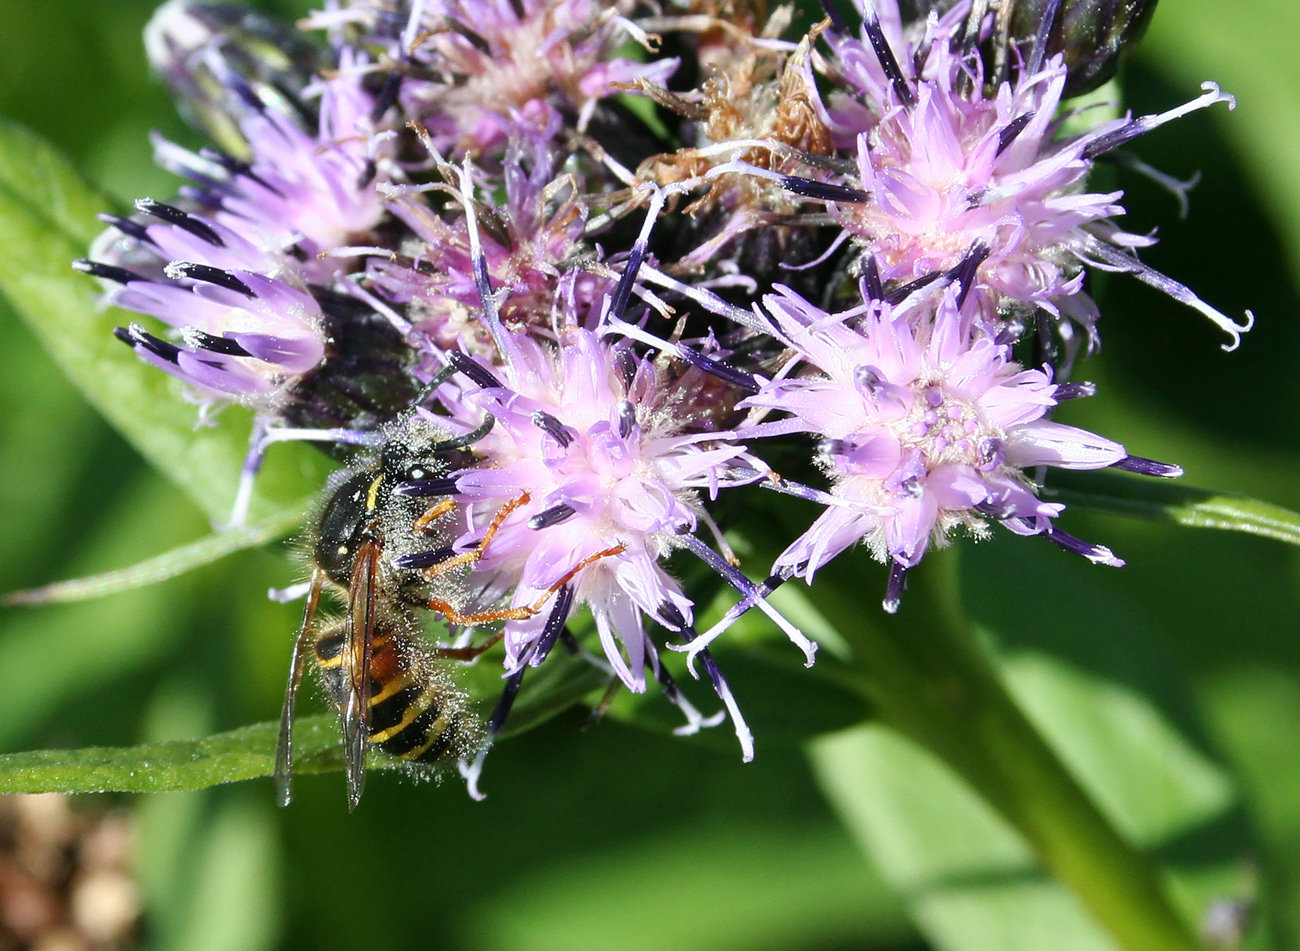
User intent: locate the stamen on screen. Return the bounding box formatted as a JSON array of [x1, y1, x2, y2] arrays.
[[780, 176, 870, 204], [1025, 0, 1064, 76], [135, 198, 224, 247], [1085, 238, 1254, 351], [447, 349, 504, 389], [996, 113, 1035, 155], [819, 0, 849, 33], [115, 324, 180, 364], [391, 546, 458, 570], [163, 262, 254, 297], [1083, 82, 1236, 160], [97, 213, 156, 244], [73, 259, 143, 285], [182, 329, 251, 356], [674, 534, 815, 668], [698, 649, 754, 762], [862, 255, 883, 301], [1054, 381, 1097, 401], [607, 185, 665, 323], [1041, 523, 1125, 567], [393, 477, 461, 497], [882, 559, 909, 614], [1112, 455, 1184, 479], [531, 411, 575, 448], [861, 4, 916, 108], [616, 400, 637, 440], [948, 242, 991, 307], [528, 504, 576, 530]]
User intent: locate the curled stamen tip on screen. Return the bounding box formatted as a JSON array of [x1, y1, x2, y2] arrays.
[[882, 596, 901, 614], [1221, 310, 1256, 351], [459, 754, 488, 802], [1201, 81, 1236, 109]]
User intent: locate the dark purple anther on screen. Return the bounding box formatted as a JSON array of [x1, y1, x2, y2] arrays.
[[531, 410, 575, 448], [391, 546, 458, 570], [448, 349, 504, 389], [97, 213, 155, 244], [115, 324, 181, 365], [779, 176, 871, 204], [528, 503, 576, 530], [949, 242, 991, 307], [997, 113, 1035, 155], [73, 259, 143, 285], [617, 400, 637, 440], [861, 6, 917, 108], [1054, 381, 1097, 400], [679, 347, 761, 394], [185, 330, 251, 356], [1112, 454, 1183, 478], [882, 560, 910, 614], [393, 477, 460, 498], [135, 198, 224, 247], [165, 262, 254, 296]]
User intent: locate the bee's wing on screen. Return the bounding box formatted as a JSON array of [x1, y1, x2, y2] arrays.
[[341, 539, 380, 811], [274, 569, 326, 808]]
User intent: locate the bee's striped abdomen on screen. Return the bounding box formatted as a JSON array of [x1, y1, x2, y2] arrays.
[[313, 620, 479, 766]]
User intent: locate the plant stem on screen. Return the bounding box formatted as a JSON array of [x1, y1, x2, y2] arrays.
[[820, 546, 1201, 951]]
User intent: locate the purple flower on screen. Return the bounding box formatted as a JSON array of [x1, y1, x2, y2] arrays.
[[368, 131, 617, 357], [78, 201, 326, 406], [150, 49, 391, 283], [439, 328, 757, 686], [722, 0, 1252, 350], [741, 281, 1178, 610], [380, 0, 678, 156]]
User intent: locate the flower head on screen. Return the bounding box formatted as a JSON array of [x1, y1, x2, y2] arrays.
[[368, 131, 616, 357], [350, 0, 677, 157], [440, 328, 758, 688], [79, 201, 327, 406], [742, 280, 1177, 609], [754, 0, 1252, 350]]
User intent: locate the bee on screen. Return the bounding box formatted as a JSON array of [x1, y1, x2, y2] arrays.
[[273, 411, 494, 810]]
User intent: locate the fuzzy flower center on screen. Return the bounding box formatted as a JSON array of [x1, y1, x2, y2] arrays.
[[896, 381, 998, 471]]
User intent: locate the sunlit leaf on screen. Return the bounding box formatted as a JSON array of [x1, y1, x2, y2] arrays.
[[807, 543, 1263, 951], [1052, 470, 1300, 546], [3, 509, 302, 606]]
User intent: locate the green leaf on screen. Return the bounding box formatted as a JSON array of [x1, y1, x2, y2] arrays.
[[0, 715, 339, 794], [3, 509, 302, 606], [807, 543, 1262, 951], [0, 116, 327, 524], [1052, 470, 1300, 546]]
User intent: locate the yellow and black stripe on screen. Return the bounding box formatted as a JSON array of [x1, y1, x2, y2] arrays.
[[313, 620, 472, 765]]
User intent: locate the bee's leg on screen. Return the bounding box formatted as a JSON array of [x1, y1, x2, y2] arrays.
[[413, 498, 457, 532], [274, 569, 326, 807], [419, 491, 532, 578], [427, 544, 623, 626]]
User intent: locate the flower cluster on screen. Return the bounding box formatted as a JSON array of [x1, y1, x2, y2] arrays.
[[83, 0, 1247, 786]]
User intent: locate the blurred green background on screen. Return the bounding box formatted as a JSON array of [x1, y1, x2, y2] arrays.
[[0, 1, 1297, 949]]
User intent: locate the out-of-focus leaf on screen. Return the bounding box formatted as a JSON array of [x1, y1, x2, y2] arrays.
[[463, 824, 915, 951], [808, 542, 1262, 951], [0, 117, 327, 524], [1202, 668, 1300, 950], [1052, 471, 1300, 546], [3, 509, 302, 606], [167, 798, 282, 951]]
